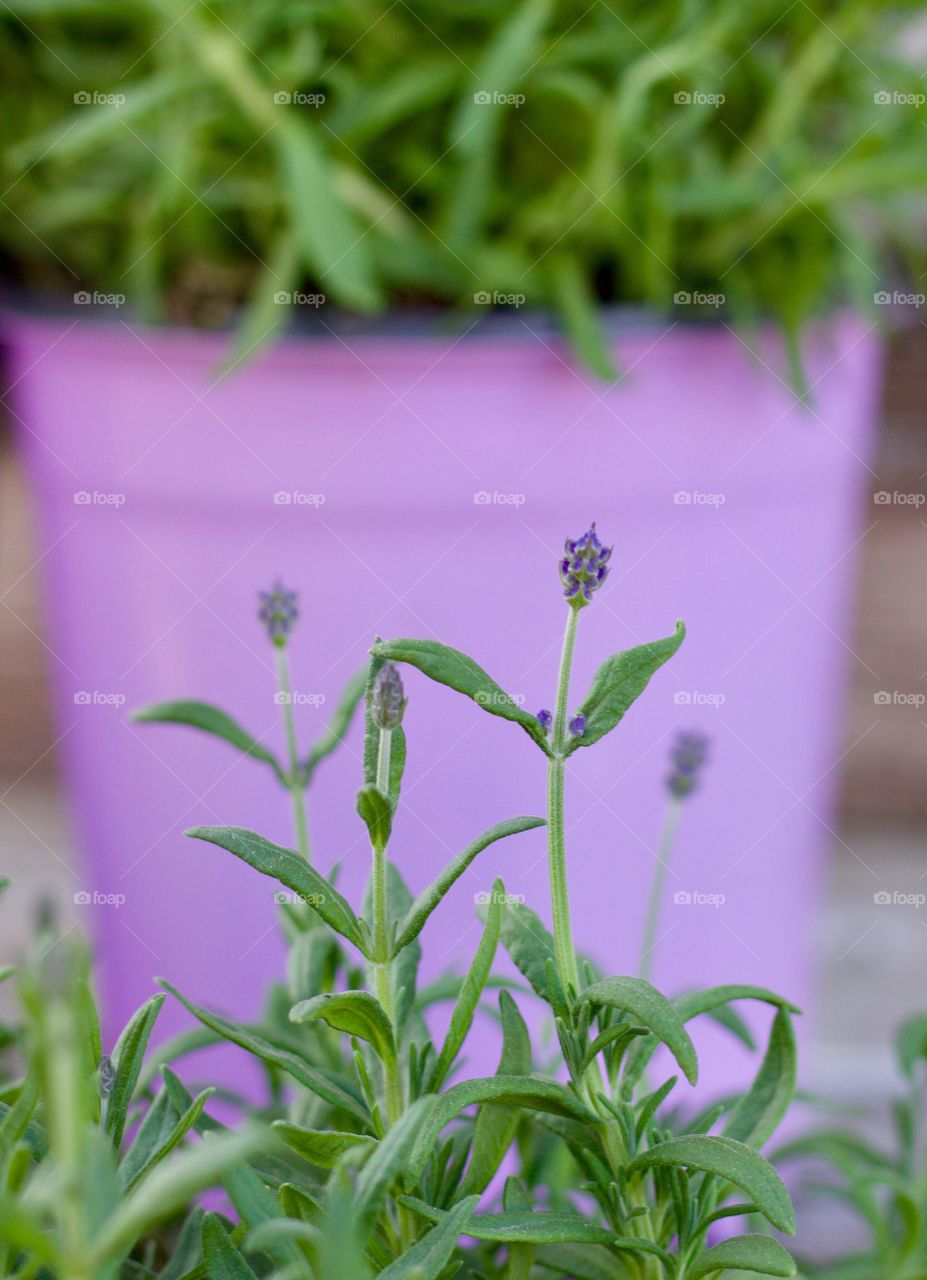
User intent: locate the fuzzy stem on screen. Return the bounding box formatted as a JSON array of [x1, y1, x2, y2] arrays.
[[639, 796, 682, 985], [372, 727, 404, 1129], [548, 606, 581, 998], [275, 644, 311, 863]]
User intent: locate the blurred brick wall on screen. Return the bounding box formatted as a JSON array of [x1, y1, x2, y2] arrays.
[[1, 330, 925, 824]]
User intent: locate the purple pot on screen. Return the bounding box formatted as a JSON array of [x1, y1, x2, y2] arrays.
[[3, 309, 881, 1093]]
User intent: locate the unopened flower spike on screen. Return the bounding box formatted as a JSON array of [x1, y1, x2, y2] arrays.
[[666, 729, 709, 799], [569, 713, 585, 739], [560, 522, 612, 607], [536, 709, 553, 736], [373, 663, 406, 730], [258, 579, 298, 646]]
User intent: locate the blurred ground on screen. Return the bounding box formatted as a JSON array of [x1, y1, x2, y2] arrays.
[[1, 326, 925, 1098]]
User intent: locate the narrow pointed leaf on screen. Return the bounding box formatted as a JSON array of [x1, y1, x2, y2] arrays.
[[583, 976, 698, 1085], [185, 826, 367, 953], [459, 990, 531, 1196], [201, 1212, 260, 1280], [565, 622, 686, 754], [395, 817, 544, 952], [377, 1195, 478, 1279], [133, 701, 284, 781], [629, 1135, 796, 1235], [160, 980, 369, 1126], [687, 1235, 796, 1279], [724, 1008, 797, 1148], [496, 898, 556, 1002], [371, 637, 552, 754], [356, 785, 393, 855], [402, 1197, 615, 1245], [289, 991, 395, 1062], [272, 1122, 376, 1169], [355, 1096, 437, 1240], [105, 994, 165, 1149]]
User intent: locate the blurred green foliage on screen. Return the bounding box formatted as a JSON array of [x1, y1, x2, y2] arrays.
[[1, 1, 925, 367]]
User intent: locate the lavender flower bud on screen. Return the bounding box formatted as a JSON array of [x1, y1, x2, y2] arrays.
[[666, 730, 709, 799], [560, 523, 612, 607], [536, 709, 553, 736], [99, 1055, 115, 1096], [258, 579, 298, 646], [569, 713, 585, 739], [373, 663, 406, 730]]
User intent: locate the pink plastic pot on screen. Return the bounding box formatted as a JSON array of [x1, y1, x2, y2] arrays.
[[3, 308, 881, 1092]]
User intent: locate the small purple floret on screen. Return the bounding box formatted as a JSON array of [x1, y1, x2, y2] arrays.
[[536, 709, 553, 736], [560, 523, 613, 606], [666, 729, 709, 799], [569, 713, 586, 739], [258, 579, 299, 645]]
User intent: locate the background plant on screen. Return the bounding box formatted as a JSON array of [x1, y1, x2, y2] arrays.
[[1, 0, 925, 376]]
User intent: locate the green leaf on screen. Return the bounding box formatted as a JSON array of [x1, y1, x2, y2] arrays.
[[687, 1234, 797, 1279], [724, 1009, 797, 1149], [133, 701, 284, 782], [289, 991, 395, 1062], [272, 1122, 375, 1169], [370, 637, 552, 754], [497, 898, 557, 1003], [105, 994, 165, 1149], [897, 1012, 927, 1080], [376, 1195, 478, 1279], [159, 980, 369, 1126], [547, 251, 618, 382], [407, 1075, 594, 1187], [362, 861, 420, 1030], [566, 622, 685, 754], [120, 1076, 214, 1190], [201, 1212, 260, 1280], [303, 666, 367, 784], [185, 826, 367, 953], [220, 229, 300, 375], [429, 878, 505, 1091], [356, 784, 393, 855], [629, 1135, 796, 1235], [402, 1197, 616, 1245], [90, 1127, 270, 1269], [274, 117, 381, 313], [355, 1096, 437, 1241], [459, 990, 531, 1196], [582, 976, 698, 1086], [394, 816, 544, 952]]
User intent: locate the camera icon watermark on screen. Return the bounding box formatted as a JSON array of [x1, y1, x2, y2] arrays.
[[74, 690, 126, 708], [274, 890, 326, 906], [474, 889, 526, 905], [874, 890, 926, 908], [273, 290, 325, 307], [273, 90, 326, 107], [74, 889, 126, 907], [673, 490, 726, 507], [74, 90, 126, 107], [873, 490, 924, 506], [674, 690, 725, 707], [673, 90, 725, 107], [473, 290, 526, 307], [673, 889, 726, 908], [674, 290, 725, 308], [274, 691, 326, 707], [873, 90, 925, 106], [473, 90, 525, 107], [473, 490, 526, 507], [873, 290, 925, 307], [73, 490, 126, 507], [273, 490, 326, 506], [74, 290, 125, 307], [873, 690, 925, 708]]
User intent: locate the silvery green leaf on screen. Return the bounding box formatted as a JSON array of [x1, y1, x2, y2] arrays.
[[105, 993, 165, 1149], [724, 1008, 797, 1149], [582, 976, 697, 1086], [133, 700, 285, 783], [687, 1234, 796, 1279], [289, 991, 395, 1063]]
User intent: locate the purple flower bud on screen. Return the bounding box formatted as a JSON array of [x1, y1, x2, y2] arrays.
[[536, 709, 553, 736], [560, 523, 613, 607], [569, 713, 585, 739], [666, 729, 709, 799], [373, 663, 406, 730], [99, 1055, 115, 1096], [258, 579, 298, 645]]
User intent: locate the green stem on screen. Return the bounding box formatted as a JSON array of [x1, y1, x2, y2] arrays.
[[275, 644, 311, 863], [548, 606, 581, 998], [638, 797, 682, 985], [372, 727, 404, 1128]]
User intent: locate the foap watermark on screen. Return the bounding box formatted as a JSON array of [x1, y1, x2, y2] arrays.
[[874, 691, 925, 708], [473, 90, 525, 107], [673, 890, 726, 908], [274, 290, 325, 307], [74, 890, 126, 908], [74, 290, 125, 307], [74, 90, 126, 107], [874, 890, 926, 908], [674, 290, 725, 308], [674, 490, 726, 507], [74, 690, 125, 708], [873, 490, 924, 507], [874, 290, 925, 308], [274, 691, 326, 708], [674, 90, 725, 107], [73, 490, 126, 507], [274, 890, 326, 907], [474, 290, 525, 307], [873, 90, 925, 107], [474, 489, 526, 507], [273, 90, 326, 107], [475, 690, 526, 709], [474, 889, 526, 906], [273, 490, 326, 506], [674, 691, 726, 708]]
